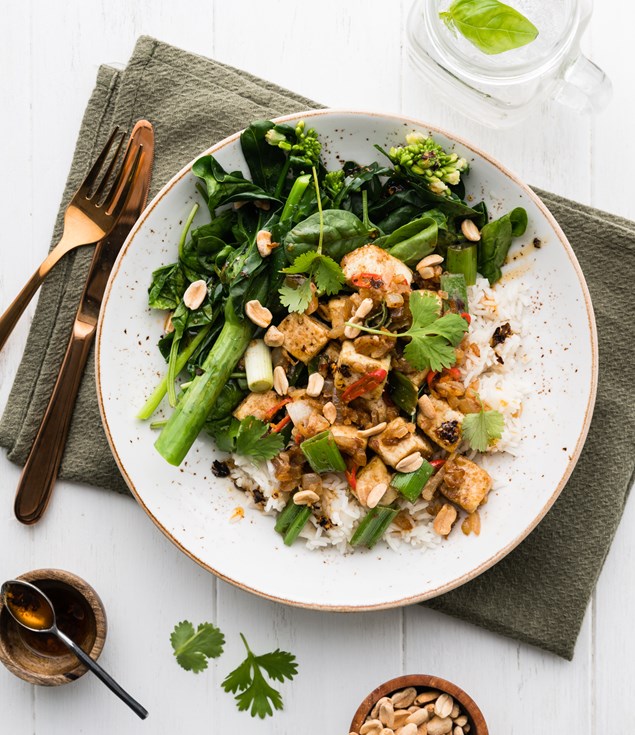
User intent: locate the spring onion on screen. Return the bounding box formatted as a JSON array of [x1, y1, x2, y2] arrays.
[[350, 506, 399, 548], [137, 322, 213, 420], [300, 431, 347, 473], [274, 499, 312, 546], [388, 371, 418, 416], [439, 272, 468, 314], [447, 244, 477, 286], [244, 339, 274, 392], [390, 460, 434, 503]]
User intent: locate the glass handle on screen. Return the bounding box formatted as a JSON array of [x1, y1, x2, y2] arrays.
[[554, 54, 612, 113]]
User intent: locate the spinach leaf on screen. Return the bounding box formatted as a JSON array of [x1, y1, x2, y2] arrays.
[[478, 207, 528, 283], [148, 263, 187, 310], [180, 213, 235, 280], [333, 162, 391, 209], [192, 155, 281, 213], [284, 209, 377, 262], [440, 0, 539, 56], [377, 215, 439, 266], [240, 120, 287, 196]]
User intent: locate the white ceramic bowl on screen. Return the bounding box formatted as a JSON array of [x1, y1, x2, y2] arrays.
[[96, 110, 597, 610]]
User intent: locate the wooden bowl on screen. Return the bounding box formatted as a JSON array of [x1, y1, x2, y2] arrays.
[[0, 569, 107, 686], [350, 674, 488, 734]]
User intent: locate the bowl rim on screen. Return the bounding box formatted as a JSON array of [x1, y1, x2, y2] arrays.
[[0, 568, 107, 686], [349, 673, 488, 734], [95, 108, 598, 611]]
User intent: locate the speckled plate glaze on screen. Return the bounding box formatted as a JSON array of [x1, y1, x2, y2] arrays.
[[96, 110, 597, 610]]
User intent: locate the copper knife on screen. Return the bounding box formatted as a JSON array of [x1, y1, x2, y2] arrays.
[[14, 120, 155, 525]]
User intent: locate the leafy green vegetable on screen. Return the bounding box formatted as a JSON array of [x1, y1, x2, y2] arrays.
[[478, 207, 528, 283], [284, 209, 376, 262], [222, 634, 298, 719], [170, 620, 225, 673], [280, 250, 345, 312], [440, 0, 539, 56], [379, 214, 439, 266], [351, 291, 468, 372], [462, 405, 505, 451], [235, 416, 285, 461], [240, 120, 288, 196], [265, 120, 322, 169]]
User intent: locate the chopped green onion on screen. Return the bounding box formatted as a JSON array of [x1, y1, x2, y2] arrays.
[[300, 430, 347, 473], [447, 244, 477, 286], [440, 272, 468, 314], [244, 339, 274, 392], [149, 420, 167, 430], [350, 506, 399, 549], [275, 499, 312, 546], [390, 460, 434, 503], [388, 371, 418, 416]]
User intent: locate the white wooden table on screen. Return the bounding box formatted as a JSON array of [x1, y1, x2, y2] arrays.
[[0, 1, 631, 732]]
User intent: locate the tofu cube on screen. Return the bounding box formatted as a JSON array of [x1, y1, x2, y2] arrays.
[[327, 296, 353, 329], [341, 244, 413, 290], [440, 456, 492, 513], [417, 396, 464, 452], [276, 313, 331, 363], [329, 425, 368, 456], [334, 341, 391, 400], [233, 390, 281, 421], [354, 456, 397, 506], [368, 418, 433, 469]]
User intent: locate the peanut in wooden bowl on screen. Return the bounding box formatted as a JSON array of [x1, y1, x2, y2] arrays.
[[350, 674, 488, 735], [0, 568, 107, 686]]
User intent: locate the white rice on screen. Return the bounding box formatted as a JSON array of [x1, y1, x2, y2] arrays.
[[229, 275, 530, 552]]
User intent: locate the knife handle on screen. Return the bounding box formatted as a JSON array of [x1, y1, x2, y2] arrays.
[[14, 318, 95, 525]]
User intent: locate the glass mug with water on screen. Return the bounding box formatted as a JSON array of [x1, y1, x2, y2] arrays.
[[407, 0, 611, 127]]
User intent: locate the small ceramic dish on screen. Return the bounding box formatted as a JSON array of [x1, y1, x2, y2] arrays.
[[350, 674, 488, 734], [0, 568, 107, 686]]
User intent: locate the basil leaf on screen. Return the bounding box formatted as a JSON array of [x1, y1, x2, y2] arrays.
[[440, 0, 538, 56]]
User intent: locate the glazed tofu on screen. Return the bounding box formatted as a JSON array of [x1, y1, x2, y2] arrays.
[[233, 391, 281, 421], [327, 296, 353, 330], [368, 417, 433, 469], [440, 455, 492, 514], [354, 456, 398, 506], [334, 341, 391, 399], [417, 396, 464, 452], [276, 313, 330, 363], [341, 244, 413, 291], [329, 425, 368, 456]]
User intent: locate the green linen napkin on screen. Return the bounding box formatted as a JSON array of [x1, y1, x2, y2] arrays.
[[1, 36, 633, 660]]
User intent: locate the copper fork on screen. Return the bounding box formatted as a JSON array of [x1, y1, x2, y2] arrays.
[[0, 128, 139, 351]]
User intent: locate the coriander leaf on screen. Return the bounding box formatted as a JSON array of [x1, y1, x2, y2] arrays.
[[279, 277, 313, 313], [312, 255, 346, 295], [222, 634, 298, 719], [235, 416, 285, 461], [408, 290, 441, 327], [462, 407, 505, 451], [255, 650, 299, 682], [170, 620, 225, 673], [281, 250, 321, 274], [409, 312, 470, 347], [404, 335, 458, 373], [222, 657, 253, 693]]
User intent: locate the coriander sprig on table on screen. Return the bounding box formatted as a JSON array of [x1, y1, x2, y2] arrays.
[[170, 621, 298, 719]]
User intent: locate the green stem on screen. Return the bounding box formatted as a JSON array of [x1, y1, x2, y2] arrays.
[[280, 174, 311, 223], [311, 166, 324, 254], [274, 157, 291, 199], [178, 203, 199, 260], [345, 321, 402, 338], [137, 323, 213, 420], [155, 302, 254, 465]]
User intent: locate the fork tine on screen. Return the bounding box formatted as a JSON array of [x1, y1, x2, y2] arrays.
[[101, 133, 139, 212], [91, 129, 127, 203], [77, 126, 122, 196], [105, 144, 144, 219]]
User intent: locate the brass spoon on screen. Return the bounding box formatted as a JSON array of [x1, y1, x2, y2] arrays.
[[1, 580, 148, 719]]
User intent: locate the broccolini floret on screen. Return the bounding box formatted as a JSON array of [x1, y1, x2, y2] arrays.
[[388, 132, 468, 197], [323, 169, 345, 198], [265, 120, 322, 168]]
